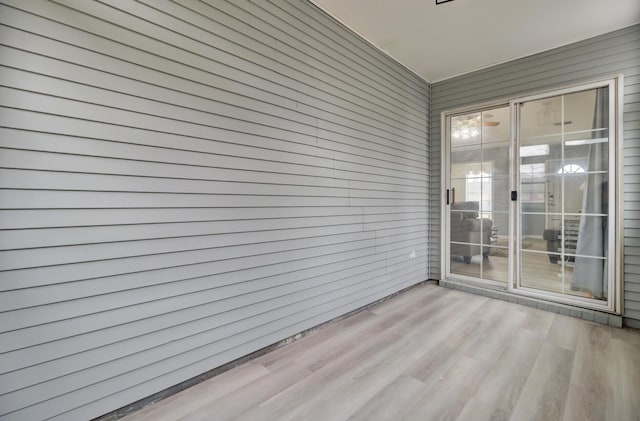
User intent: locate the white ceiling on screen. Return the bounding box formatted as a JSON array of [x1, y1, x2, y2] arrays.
[[311, 0, 640, 82]]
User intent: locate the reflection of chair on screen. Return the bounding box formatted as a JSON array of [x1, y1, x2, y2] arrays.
[[451, 201, 493, 264]]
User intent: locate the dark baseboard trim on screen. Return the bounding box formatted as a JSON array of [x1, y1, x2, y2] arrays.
[[94, 279, 433, 421]]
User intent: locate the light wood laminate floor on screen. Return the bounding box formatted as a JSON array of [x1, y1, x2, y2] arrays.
[[124, 284, 640, 421]]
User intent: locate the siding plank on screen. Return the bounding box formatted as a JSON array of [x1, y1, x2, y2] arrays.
[[0, 0, 428, 420]]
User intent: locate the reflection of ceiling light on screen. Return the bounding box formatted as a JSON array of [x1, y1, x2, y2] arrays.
[[520, 144, 549, 157], [452, 128, 479, 139], [451, 115, 480, 140], [451, 113, 500, 140]]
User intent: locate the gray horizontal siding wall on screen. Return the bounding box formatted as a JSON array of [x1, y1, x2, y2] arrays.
[[0, 1, 428, 419], [429, 24, 640, 327]]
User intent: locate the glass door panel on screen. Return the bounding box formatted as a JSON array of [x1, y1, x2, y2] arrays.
[[515, 85, 612, 304], [446, 106, 510, 285]]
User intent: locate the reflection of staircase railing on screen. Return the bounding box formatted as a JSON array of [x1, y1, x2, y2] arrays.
[[544, 219, 579, 264], [490, 228, 498, 245], [562, 220, 580, 267]]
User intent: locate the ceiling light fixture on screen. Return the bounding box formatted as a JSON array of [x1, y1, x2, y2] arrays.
[[451, 113, 499, 140], [451, 116, 480, 140], [436, 0, 454, 4]]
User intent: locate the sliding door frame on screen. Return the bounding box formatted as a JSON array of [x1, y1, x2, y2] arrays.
[[509, 76, 623, 314], [441, 99, 512, 289], [441, 75, 624, 314]]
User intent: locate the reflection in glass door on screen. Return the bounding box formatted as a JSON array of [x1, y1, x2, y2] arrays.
[[444, 77, 620, 312], [445, 105, 511, 286], [514, 82, 616, 307]]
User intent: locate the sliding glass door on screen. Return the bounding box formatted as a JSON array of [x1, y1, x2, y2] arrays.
[[444, 105, 511, 286], [513, 80, 618, 310], [443, 77, 621, 312]]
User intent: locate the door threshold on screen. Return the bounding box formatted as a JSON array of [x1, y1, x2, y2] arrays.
[[439, 278, 622, 328]]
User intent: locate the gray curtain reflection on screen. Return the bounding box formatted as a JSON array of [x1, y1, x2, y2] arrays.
[[572, 88, 608, 299]]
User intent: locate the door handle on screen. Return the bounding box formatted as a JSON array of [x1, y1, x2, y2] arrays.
[[446, 189, 450, 205]]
